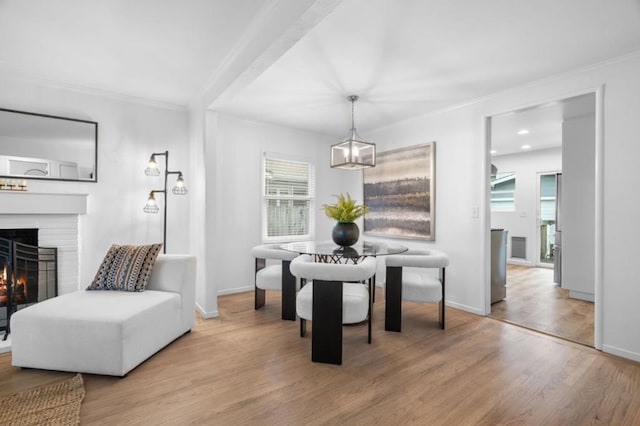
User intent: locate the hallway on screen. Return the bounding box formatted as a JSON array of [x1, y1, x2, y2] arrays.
[[489, 265, 594, 346]]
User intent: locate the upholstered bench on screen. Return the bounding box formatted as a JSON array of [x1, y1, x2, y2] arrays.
[[11, 254, 196, 376]]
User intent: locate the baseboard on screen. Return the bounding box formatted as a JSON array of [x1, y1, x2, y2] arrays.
[[507, 259, 533, 267], [568, 290, 595, 302], [602, 344, 640, 363], [445, 300, 484, 316], [0, 336, 11, 353], [195, 303, 219, 319], [211, 287, 486, 317], [217, 285, 253, 296]]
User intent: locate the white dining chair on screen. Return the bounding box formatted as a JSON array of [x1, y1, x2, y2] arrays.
[[251, 244, 298, 321], [384, 249, 450, 332], [289, 254, 377, 365]]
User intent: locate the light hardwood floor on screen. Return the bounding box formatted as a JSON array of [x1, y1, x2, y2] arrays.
[[1, 289, 638, 425], [489, 265, 594, 346]]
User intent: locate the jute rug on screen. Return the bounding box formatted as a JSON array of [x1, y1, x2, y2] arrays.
[[0, 373, 85, 426]]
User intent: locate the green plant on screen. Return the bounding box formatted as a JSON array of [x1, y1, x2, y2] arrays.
[[322, 193, 369, 223]]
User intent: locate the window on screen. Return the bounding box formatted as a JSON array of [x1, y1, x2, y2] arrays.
[[491, 172, 516, 211], [262, 155, 315, 241], [539, 174, 557, 221]]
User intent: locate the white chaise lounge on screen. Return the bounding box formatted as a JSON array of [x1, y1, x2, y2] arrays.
[[11, 254, 196, 376]]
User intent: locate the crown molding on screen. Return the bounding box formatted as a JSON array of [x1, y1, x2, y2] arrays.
[[369, 49, 640, 135], [0, 67, 186, 112]]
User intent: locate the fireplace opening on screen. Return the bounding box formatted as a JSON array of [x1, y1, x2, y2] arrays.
[[0, 228, 37, 246], [0, 229, 58, 340]]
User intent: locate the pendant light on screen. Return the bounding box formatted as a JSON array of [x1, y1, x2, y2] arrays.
[[330, 95, 376, 169]]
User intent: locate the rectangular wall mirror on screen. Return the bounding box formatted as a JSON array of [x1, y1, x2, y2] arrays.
[[0, 108, 98, 182]]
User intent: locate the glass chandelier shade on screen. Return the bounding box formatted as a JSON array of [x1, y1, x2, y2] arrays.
[[330, 95, 376, 170]]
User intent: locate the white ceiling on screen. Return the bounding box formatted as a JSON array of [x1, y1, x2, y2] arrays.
[[491, 93, 596, 157], [217, 0, 640, 137], [1, 0, 640, 137], [0, 0, 266, 105]]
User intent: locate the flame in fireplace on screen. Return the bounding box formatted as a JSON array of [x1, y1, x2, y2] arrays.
[[0, 265, 6, 303], [0, 265, 28, 304], [15, 273, 26, 303]]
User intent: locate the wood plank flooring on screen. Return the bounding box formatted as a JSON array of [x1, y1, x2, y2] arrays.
[[1, 288, 637, 425], [489, 265, 594, 346]]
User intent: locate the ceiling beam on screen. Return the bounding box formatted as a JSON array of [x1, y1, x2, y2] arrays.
[[197, 0, 342, 110]]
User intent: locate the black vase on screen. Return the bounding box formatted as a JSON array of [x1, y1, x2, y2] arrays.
[[332, 222, 359, 247]]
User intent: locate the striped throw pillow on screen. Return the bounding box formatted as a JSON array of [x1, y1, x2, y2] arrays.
[[87, 243, 163, 292]]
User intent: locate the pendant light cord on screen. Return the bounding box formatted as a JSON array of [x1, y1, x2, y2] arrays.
[[351, 97, 355, 130], [347, 94, 359, 131]]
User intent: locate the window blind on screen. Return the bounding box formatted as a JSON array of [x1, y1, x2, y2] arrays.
[[263, 157, 315, 241]]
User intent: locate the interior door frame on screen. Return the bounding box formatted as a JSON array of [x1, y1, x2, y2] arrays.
[[481, 85, 604, 350]]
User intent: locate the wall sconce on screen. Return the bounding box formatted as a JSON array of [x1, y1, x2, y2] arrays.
[[143, 151, 188, 253]]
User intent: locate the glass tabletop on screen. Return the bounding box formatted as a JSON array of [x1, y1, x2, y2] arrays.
[[280, 240, 408, 259]]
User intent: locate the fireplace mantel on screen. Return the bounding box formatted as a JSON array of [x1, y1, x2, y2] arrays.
[[0, 192, 88, 215]]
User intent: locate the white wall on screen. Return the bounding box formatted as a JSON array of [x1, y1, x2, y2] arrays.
[[187, 100, 216, 317], [366, 52, 640, 361], [562, 115, 596, 300], [0, 77, 191, 289], [491, 148, 562, 265], [202, 113, 360, 296], [366, 106, 486, 315]]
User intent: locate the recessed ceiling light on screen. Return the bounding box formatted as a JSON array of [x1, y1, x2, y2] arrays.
[[517, 129, 529, 135], [521, 144, 531, 150], [490, 150, 497, 154]]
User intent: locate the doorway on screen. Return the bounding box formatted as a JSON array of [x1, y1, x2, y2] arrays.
[[537, 172, 560, 268], [485, 91, 599, 347]]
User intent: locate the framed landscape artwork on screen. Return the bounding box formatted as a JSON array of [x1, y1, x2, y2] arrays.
[[363, 142, 435, 240]]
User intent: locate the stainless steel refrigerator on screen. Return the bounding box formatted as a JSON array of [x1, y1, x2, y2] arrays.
[[491, 228, 508, 303]]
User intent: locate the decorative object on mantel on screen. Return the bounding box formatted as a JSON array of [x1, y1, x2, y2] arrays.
[[330, 95, 376, 170], [143, 151, 188, 253], [363, 142, 436, 240], [0, 179, 27, 191], [322, 193, 369, 246]]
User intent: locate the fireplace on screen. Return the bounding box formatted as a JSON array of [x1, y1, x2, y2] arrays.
[[0, 229, 58, 340]]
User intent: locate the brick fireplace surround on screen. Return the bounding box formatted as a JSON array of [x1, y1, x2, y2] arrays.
[[0, 191, 87, 352]]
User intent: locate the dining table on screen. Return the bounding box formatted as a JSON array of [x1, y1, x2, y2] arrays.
[[280, 240, 408, 363], [280, 240, 408, 303], [280, 240, 408, 264]]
